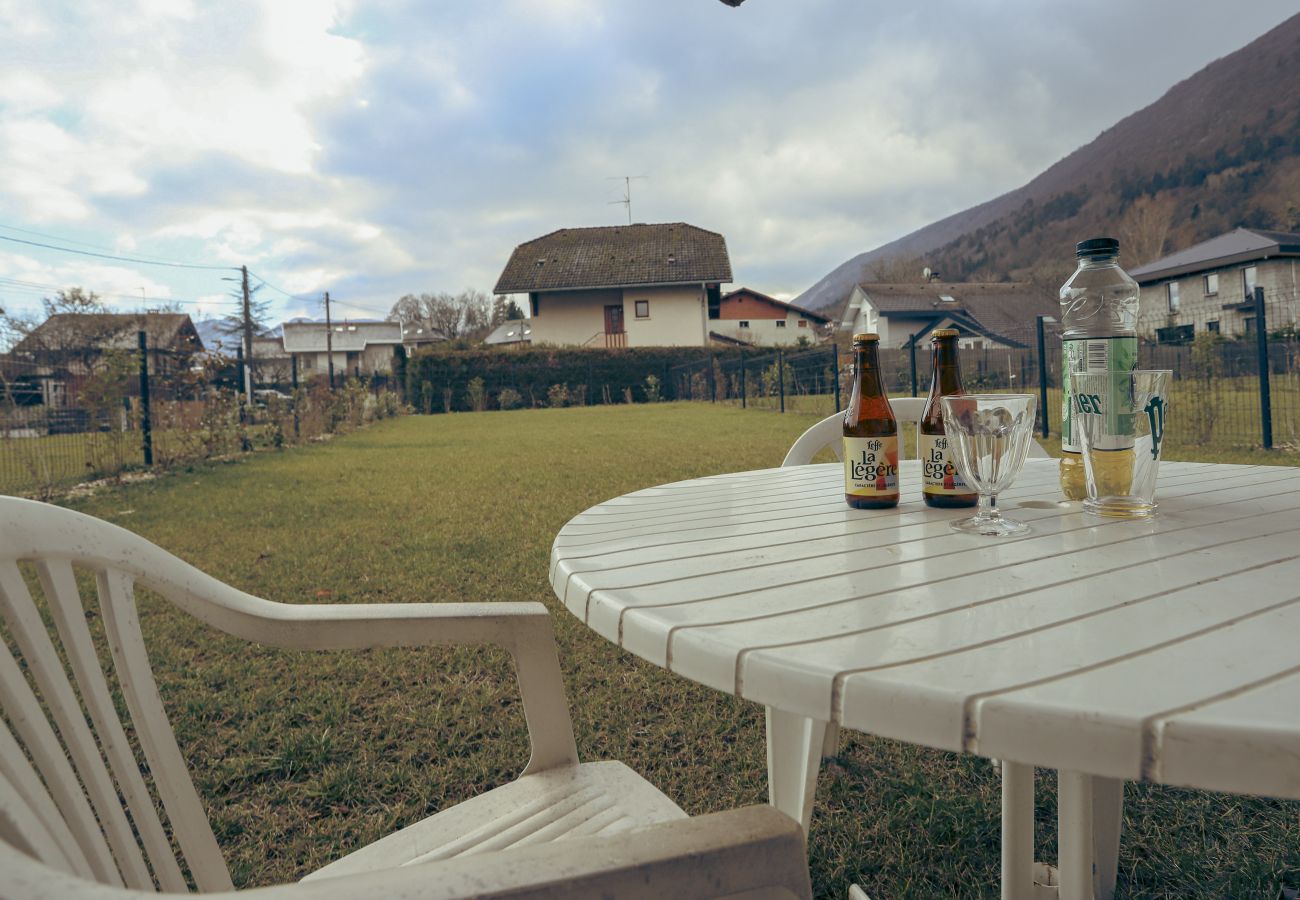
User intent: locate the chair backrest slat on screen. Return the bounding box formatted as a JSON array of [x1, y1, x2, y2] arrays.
[[0, 572, 121, 885], [0, 560, 157, 889], [95, 569, 232, 892], [0, 715, 91, 878], [36, 560, 190, 891]]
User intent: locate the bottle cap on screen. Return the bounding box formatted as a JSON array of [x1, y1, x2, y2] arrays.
[[1076, 237, 1120, 258], [851, 333, 879, 343], [930, 328, 959, 339]]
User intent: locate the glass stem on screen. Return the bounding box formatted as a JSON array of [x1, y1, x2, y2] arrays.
[[979, 492, 1000, 522]]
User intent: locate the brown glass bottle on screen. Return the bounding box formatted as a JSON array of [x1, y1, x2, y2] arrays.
[[842, 333, 899, 509], [920, 329, 978, 508]]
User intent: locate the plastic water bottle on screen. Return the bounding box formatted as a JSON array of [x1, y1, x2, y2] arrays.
[[1059, 238, 1138, 500]]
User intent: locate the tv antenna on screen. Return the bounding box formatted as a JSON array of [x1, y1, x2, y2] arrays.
[[608, 175, 648, 224]]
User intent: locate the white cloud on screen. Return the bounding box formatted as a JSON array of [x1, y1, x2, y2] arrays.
[[1, 0, 1297, 319]]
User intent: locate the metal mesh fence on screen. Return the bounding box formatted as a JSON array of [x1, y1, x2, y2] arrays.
[[669, 294, 1300, 451], [1, 320, 404, 498]]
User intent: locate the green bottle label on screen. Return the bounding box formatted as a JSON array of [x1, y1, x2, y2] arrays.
[[1061, 337, 1138, 453]]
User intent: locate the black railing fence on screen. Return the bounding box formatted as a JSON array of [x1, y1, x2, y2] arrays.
[[1, 327, 403, 498], [674, 291, 1300, 452]]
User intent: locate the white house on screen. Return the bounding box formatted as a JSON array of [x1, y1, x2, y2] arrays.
[[1129, 227, 1300, 342], [711, 287, 832, 346], [493, 223, 731, 348], [838, 282, 1058, 349], [281, 320, 404, 380]]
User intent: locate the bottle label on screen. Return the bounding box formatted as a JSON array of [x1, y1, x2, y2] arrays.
[[843, 436, 899, 497], [919, 433, 969, 494], [1061, 337, 1138, 453]]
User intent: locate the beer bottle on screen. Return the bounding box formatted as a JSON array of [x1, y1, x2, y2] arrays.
[[843, 333, 899, 509], [919, 328, 977, 508]]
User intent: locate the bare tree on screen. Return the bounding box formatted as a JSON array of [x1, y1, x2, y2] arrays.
[[1119, 193, 1177, 266], [863, 254, 930, 283], [388, 289, 495, 341]]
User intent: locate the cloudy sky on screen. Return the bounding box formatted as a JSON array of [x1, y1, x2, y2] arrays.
[[0, 0, 1296, 327]]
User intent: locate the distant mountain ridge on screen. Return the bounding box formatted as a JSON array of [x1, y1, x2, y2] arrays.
[[797, 12, 1300, 316]]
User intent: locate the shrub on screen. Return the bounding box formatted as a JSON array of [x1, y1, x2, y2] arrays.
[[644, 374, 661, 402], [546, 383, 570, 408], [466, 376, 487, 412], [497, 387, 523, 410]]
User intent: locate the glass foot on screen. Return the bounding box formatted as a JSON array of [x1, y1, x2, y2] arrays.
[[950, 514, 1031, 537]]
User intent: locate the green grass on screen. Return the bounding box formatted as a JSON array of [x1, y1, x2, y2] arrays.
[[54, 404, 1300, 898]]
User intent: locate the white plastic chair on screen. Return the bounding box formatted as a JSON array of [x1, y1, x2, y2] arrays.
[[766, 399, 1049, 835], [782, 398, 1050, 467], [0, 496, 812, 900]]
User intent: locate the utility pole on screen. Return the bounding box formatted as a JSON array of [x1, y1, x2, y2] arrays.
[[241, 265, 254, 404], [324, 291, 335, 390]]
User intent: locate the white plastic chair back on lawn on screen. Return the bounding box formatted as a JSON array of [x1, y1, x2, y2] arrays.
[[782, 397, 1050, 466], [0, 496, 812, 900]]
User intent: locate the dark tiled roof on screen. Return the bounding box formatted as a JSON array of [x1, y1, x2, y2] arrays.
[[851, 283, 1058, 349], [721, 287, 832, 323], [494, 223, 732, 293], [1129, 228, 1300, 283], [14, 313, 203, 354]]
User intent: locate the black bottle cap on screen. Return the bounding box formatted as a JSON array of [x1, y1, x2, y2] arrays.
[[1076, 237, 1119, 258]]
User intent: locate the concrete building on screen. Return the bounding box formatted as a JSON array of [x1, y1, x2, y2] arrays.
[[493, 223, 731, 348], [838, 282, 1057, 349], [1130, 228, 1300, 341], [281, 320, 404, 380], [711, 288, 832, 346]]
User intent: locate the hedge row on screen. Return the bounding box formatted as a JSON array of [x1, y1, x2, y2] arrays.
[[403, 346, 750, 413]]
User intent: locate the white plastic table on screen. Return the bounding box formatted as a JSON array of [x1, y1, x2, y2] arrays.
[[550, 458, 1300, 900]]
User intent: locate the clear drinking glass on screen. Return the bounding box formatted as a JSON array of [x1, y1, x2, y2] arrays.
[[1072, 370, 1171, 519], [941, 394, 1037, 536]]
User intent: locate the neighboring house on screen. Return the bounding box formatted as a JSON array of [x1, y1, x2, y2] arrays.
[[400, 325, 444, 356], [838, 282, 1058, 349], [281, 320, 404, 379], [711, 288, 832, 346], [8, 312, 204, 407], [1130, 228, 1300, 342], [250, 334, 292, 384], [484, 319, 532, 347], [493, 222, 732, 348]]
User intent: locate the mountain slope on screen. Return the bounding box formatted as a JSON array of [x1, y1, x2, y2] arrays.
[[797, 12, 1300, 315]]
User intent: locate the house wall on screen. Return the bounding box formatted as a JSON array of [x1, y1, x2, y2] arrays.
[[622, 285, 708, 347], [710, 310, 820, 346], [528, 285, 708, 347], [718, 292, 784, 320], [526, 289, 621, 346], [1137, 258, 1300, 339]]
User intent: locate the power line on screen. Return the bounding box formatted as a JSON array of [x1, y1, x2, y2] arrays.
[[0, 233, 234, 271], [244, 270, 300, 299], [0, 223, 223, 269]]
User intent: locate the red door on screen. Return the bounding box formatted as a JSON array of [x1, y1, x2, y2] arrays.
[[604, 304, 626, 347]]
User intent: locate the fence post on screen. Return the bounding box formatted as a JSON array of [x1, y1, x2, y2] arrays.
[[709, 354, 716, 402], [740, 352, 747, 409], [1254, 285, 1273, 449], [1036, 315, 1050, 439], [778, 351, 786, 413], [291, 355, 301, 441], [832, 344, 840, 411], [137, 331, 152, 466], [909, 334, 918, 397]]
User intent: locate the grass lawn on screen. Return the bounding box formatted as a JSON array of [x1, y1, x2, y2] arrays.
[[53, 404, 1300, 898]]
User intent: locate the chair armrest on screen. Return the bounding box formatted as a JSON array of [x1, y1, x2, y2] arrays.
[[182, 594, 579, 775], [3, 806, 811, 900], [253, 600, 579, 776]]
